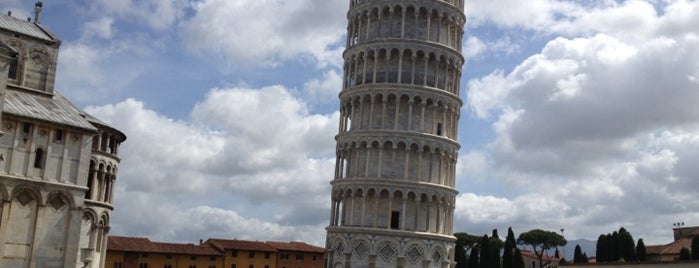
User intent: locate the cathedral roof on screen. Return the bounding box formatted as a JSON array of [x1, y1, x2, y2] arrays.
[[3, 87, 97, 132], [0, 13, 58, 43], [82, 111, 127, 142]]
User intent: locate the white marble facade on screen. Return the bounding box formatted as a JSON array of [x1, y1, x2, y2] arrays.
[[326, 0, 466, 267], [0, 4, 126, 268]]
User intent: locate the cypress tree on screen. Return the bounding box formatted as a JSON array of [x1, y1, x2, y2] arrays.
[[618, 228, 636, 261], [636, 239, 647, 262], [503, 227, 516, 268], [455, 235, 468, 268], [513, 248, 525, 268], [574, 244, 583, 263], [554, 248, 560, 258], [492, 229, 501, 268], [692, 236, 699, 260], [679, 247, 691, 261], [596, 234, 607, 262], [479, 235, 491, 268], [611, 231, 620, 261], [582, 252, 589, 262], [468, 245, 480, 268]]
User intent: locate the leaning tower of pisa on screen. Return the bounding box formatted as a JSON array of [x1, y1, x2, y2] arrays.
[[325, 0, 466, 267]]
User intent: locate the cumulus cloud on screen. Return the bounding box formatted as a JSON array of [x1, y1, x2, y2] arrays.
[[178, 0, 346, 67], [302, 69, 343, 105], [457, 0, 699, 244], [86, 84, 337, 245], [87, 0, 188, 31], [82, 17, 115, 40]]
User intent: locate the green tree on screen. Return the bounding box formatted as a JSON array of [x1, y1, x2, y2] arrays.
[[596, 234, 608, 262], [611, 231, 620, 261], [479, 235, 492, 268], [573, 244, 584, 263], [618, 227, 636, 262], [679, 247, 691, 261], [455, 233, 481, 268], [455, 234, 468, 268], [692, 236, 699, 260], [468, 245, 480, 268], [513, 248, 525, 268], [502, 227, 516, 268], [456, 233, 482, 254], [636, 238, 647, 262], [491, 229, 502, 268], [517, 229, 566, 268]]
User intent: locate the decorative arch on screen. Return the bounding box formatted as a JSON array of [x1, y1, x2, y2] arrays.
[[46, 190, 74, 210]]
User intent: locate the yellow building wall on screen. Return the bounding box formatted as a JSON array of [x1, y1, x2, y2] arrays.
[[104, 251, 224, 268], [222, 250, 276, 268], [104, 251, 124, 268]]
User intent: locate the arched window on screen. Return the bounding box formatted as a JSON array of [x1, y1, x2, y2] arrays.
[[8, 57, 18, 79], [34, 148, 44, 168]]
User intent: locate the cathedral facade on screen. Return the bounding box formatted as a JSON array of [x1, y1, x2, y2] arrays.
[[0, 3, 126, 268], [325, 0, 465, 267]]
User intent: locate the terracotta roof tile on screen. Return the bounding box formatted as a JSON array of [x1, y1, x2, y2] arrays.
[[646, 237, 692, 256], [519, 250, 561, 262], [204, 239, 276, 252], [266, 241, 325, 253], [108, 236, 221, 256]]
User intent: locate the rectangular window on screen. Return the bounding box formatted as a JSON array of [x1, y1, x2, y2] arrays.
[[8, 57, 17, 80], [391, 211, 400, 229], [248, 265, 253, 268], [231, 265, 237, 268], [248, 251, 255, 258], [22, 123, 31, 135], [166, 254, 172, 259], [264, 252, 270, 259], [313, 256, 317, 261], [190, 255, 197, 260], [231, 250, 238, 257], [210, 256, 216, 261], [54, 129, 63, 142], [33, 148, 44, 168], [296, 254, 304, 260]]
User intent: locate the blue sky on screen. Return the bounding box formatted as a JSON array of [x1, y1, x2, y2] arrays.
[[3, 0, 699, 255]]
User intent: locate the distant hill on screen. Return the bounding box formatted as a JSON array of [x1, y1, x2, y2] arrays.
[[524, 239, 597, 260]]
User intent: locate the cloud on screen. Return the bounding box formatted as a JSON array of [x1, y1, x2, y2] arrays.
[[88, 0, 188, 31], [82, 17, 115, 40], [178, 0, 346, 68], [85, 84, 338, 245], [302, 69, 343, 106], [457, 0, 699, 243]]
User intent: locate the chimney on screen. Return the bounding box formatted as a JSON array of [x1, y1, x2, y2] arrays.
[[34, 2, 42, 24]]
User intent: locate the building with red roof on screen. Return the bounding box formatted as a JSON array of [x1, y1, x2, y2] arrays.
[[106, 236, 325, 268], [646, 226, 699, 262], [106, 236, 223, 268], [265, 241, 324, 268]]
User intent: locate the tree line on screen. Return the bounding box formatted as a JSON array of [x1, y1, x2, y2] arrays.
[[454, 228, 566, 268], [594, 227, 645, 263]]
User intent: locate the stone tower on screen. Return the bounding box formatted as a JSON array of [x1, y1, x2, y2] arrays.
[[325, 0, 465, 267]]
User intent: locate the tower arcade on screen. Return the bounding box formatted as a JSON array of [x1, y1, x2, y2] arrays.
[[325, 0, 466, 267]]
